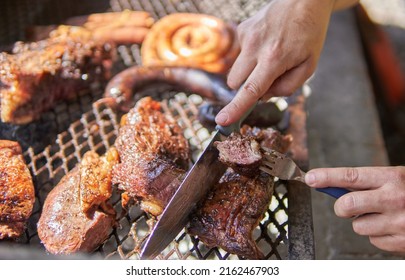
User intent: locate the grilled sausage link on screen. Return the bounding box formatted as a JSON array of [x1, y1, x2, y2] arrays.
[[141, 13, 240, 74], [102, 66, 236, 111], [27, 10, 154, 45]]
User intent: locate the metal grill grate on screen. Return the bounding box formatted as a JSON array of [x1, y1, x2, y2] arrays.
[[18, 91, 289, 260], [0, 0, 314, 260]]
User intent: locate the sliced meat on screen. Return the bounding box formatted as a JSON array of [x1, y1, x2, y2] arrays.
[[0, 140, 35, 239], [241, 125, 293, 154], [187, 126, 292, 259], [112, 97, 190, 216], [37, 149, 118, 255], [214, 132, 262, 177]]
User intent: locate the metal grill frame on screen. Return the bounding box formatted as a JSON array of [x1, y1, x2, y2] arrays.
[[0, 0, 314, 260]]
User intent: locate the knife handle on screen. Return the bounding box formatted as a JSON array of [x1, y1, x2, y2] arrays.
[[216, 101, 258, 136], [316, 186, 351, 199]]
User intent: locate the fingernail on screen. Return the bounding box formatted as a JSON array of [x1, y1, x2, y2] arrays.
[[305, 172, 316, 186], [215, 112, 229, 125]]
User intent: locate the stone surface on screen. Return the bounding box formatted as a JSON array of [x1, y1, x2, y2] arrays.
[[306, 9, 404, 259]]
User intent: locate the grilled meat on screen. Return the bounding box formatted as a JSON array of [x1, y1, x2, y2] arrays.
[[0, 140, 35, 239], [187, 126, 292, 259], [188, 170, 272, 259], [37, 149, 118, 255], [215, 132, 262, 177], [112, 97, 189, 216], [241, 126, 293, 154], [0, 26, 113, 124]]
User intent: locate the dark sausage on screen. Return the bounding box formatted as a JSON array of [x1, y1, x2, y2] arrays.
[[102, 66, 236, 111]]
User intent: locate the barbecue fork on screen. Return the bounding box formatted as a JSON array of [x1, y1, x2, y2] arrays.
[[260, 147, 350, 199]]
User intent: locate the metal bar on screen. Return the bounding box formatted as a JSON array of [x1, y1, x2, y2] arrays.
[[286, 90, 315, 259]]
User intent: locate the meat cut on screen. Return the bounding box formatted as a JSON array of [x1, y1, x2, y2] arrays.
[[0, 26, 113, 124], [0, 140, 35, 239], [214, 132, 262, 177], [37, 149, 118, 254], [187, 126, 292, 259], [112, 97, 190, 216]]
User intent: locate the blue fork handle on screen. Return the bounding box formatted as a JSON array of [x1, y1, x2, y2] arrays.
[[316, 187, 351, 199]]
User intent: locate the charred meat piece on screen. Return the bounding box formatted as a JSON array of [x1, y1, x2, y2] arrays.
[[37, 149, 118, 255], [0, 26, 113, 124], [214, 125, 294, 177], [187, 127, 292, 259], [112, 97, 189, 217], [188, 170, 273, 259], [0, 140, 35, 239]]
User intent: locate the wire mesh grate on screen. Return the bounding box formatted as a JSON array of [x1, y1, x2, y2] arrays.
[[0, 0, 313, 260], [14, 92, 290, 260]]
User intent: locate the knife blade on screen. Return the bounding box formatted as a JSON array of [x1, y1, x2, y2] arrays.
[[140, 130, 227, 259], [140, 100, 258, 259]]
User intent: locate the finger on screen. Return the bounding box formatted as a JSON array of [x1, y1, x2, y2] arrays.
[[305, 167, 396, 190], [352, 213, 394, 236], [369, 235, 405, 253], [227, 49, 257, 90], [262, 58, 313, 100], [216, 62, 282, 126], [334, 189, 385, 218]]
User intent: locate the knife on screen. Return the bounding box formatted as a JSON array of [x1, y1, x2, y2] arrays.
[[140, 100, 258, 260]]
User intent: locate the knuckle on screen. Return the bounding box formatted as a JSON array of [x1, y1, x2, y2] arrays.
[[392, 191, 405, 210], [237, 28, 254, 48], [262, 44, 282, 62], [385, 168, 405, 210], [237, 19, 255, 43], [226, 100, 242, 115], [344, 168, 359, 184], [397, 216, 405, 232], [238, 32, 250, 45], [236, 21, 248, 35], [390, 166, 405, 183], [243, 80, 262, 99]]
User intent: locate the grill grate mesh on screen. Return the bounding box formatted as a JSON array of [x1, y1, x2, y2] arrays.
[[20, 91, 289, 260], [0, 0, 313, 260]]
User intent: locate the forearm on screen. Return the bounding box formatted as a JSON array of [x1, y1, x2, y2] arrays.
[[333, 0, 360, 11]]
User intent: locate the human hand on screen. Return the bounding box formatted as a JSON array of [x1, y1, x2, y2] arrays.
[[305, 166, 405, 253], [215, 0, 336, 126]]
